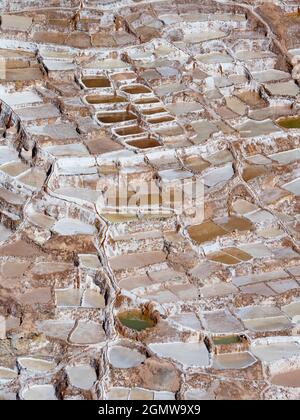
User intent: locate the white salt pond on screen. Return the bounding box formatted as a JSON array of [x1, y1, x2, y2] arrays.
[[149, 342, 210, 367], [213, 352, 256, 370], [17, 357, 56, 373], [108, 346, 146, 368], [66, 365, 97, 390], [251, 338, 300, 362], [52, 218, 96, 236], [21, 384, 57, 400]]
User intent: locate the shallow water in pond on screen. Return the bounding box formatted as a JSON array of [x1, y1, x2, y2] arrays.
[[148, 115, 175, 124], [135, 97, 160, 104], [97, 111, 137, 124], [213, 335, 242, 345], [122, 85, 152, 94], [142, 107, 167, 115], [118, 310, 155, 331], [85, 95, 127, 104], [276, 116, 300, 129], [115, 125, 144, 136], [127, 137, 161, 149], [82, 77, 111, 88]]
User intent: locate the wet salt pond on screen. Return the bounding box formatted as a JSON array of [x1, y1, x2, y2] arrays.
[[134, 97, 160, 105], [212, 335, 242, 345], [114, 125, 145, 137], [81, 76, 111, 89], [126, 137, 161, 149], [97, 111, 137, 124], [118, 310, 156, 331], [121, 85, 152, 95], [276, 116, 300, 129], [85, 94, 127, 105]]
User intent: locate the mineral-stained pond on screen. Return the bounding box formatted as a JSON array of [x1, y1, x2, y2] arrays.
[[213, 335, 243, 345], [118, 310, 156, 331], [276, 116, 300, 129]]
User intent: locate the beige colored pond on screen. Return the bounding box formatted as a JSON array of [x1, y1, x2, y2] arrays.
[[82, 76, 111, 89], [126, 137, 161, 149], [85, 94, 127, 104], [188, 217, 253, 245], [121, 85, 152, 95], [271, 369, 300, 388], [276, 116, 300, 129], [97, 111, 137, 124], [114, 125, 145, 136]]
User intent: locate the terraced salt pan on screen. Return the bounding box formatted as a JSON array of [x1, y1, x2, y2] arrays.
[[252, 70, 290, 83], [43, 60, 75, 71], [43, 144, 90, 158], [0, 90, 42, 108], [203, 163, 234, 187], [53, 188, 99, 204], [1, 14, 32, 31], [202, 310, 243, 334], [183, 30, 226, 43], [17, 104, 61, 121], [69, 321, 106, 345], [213, 352, 256, 370], [232, 199, 259, 215], [282, 178, 300, 196], [233, 269, 289, 287], [282, 301, 300, 322], [82, 289, 105, 308], [271, 369, 300, 388], [196, 52, 233, 64], [28, 123, 80, 141], [66, 365, 97, 390], [235, 50, 275, 61], [78, 254, 101, 270], [264, 80, 299, 97], [55, 288, 82, 307], [169, 313, 202, 331], [268, 148, 300, 164], [236, 306, 291, 332], [251, 338, 300, 362], [17, 357, 56, 373], [0, 161, 29, 177], [0, 146, 18, 165], [21, 384, 57, 400], [38, 320, 75, 341], [0, 223, 11, 243], [166, 102, 203, 116], [149, 342, 210, 367], [225, 96, 247, 116], [84, 59, 130, 70], [52, 218, 96, 236], [108, 346, 146, 368], [191, 120, 218, 142], [16, 168, 46, 190], [236, 119, 280, 138], [0, 367, 17, 382]]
